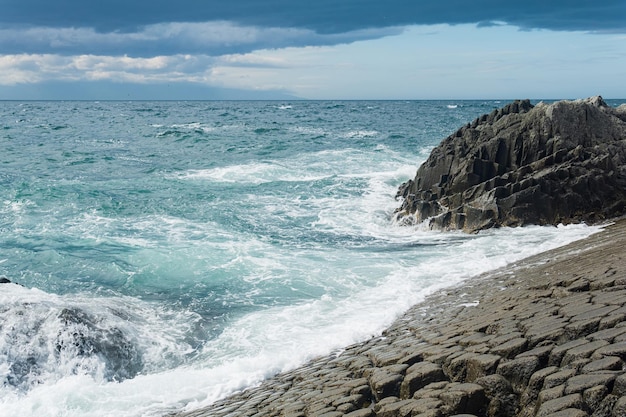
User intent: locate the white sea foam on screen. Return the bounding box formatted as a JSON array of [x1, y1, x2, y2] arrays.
[[177, 162, 331, 184], [176, 147, 417, 188], [0, 285, 204, 417], [343, 130, 379, 139], [289, 126, 328, 136]]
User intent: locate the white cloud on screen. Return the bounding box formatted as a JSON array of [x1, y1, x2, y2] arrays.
[[0, 23, 625, 99], [0, 21, 404, 56], [0, 54, 217, 86]]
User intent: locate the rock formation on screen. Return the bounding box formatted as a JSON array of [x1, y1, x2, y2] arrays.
[[395, 96, 626, 232]]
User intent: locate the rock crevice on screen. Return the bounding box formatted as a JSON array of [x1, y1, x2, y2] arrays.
[[395, 96, 626, 232]]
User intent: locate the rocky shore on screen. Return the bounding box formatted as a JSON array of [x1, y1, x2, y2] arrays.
[[175, 217, 626, 417], [395, 97, 626, 232]]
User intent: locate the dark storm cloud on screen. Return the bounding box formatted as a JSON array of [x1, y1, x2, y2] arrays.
[[0, 23, 404, 57], [1, 0, 625, 56], [3, 0, 625, 33]]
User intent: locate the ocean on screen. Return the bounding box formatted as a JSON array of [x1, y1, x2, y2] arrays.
[[0, 100, 614, 416]]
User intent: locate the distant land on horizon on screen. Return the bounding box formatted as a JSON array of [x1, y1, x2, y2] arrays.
[[0, 84, 624, 103], [1, 81, 625, 102]]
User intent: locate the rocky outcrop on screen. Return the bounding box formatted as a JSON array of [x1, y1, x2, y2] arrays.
[[395, 96, 626, 232]]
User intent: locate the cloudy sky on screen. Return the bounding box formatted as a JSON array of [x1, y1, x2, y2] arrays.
[[1, 1, 625, 100]]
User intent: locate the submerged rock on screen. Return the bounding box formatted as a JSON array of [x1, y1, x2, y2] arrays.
[[395, 96, 626, 232], [56, 307, 144, 382]]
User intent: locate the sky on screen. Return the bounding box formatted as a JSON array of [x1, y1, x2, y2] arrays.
[[1, 1, 625, 100]]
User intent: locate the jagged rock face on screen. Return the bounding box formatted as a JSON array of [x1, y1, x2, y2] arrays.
[[395, 96, 626, 232]]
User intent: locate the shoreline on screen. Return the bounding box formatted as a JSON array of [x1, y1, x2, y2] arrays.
[[176, 218, 626, 417]]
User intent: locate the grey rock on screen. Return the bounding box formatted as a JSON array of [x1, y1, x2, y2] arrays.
[[561, 340, 611, 366], [496, 355, 541, 393], [475, 374, 518, 417], [590, 394, 619, 417], [583, 385, 609, 411], [582, 356, 624, 373], [612, 395, 626, 417], [311, 411, 342, 417], [373, 397, 416, 417], [549, 339, 590, 366], [491, 337, 528, 359], [439, 383, 487, 416], [543, 369, 577, 390], [55, 307, 143, 382], [564, 373, 617, 395], [539, 385, 566, 404], [541, 409, 588, 417], [613, 374, 626, 397], [593, 342, 626, 361], [536, 393, 583, 417], [395, 96, 626, 232], [368, 367, 405, 401], [400, 361, 447, 399], [343, 410, 374, 417], [445, 353, 501, 382]]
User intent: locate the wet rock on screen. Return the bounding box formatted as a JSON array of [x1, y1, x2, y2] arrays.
[[543, 369, 577, 390], [496, 356, 541, 393], [541, 409, 588, 417], [583, 385, 609, 411], [0, 276, 22, 286], [439, 383, 487, 415], [399, 361, 446, 399], [564, 373, 617, 395], [560, 340, 610, 366], [581, 356, 623, 373], [590, 394, 619, 417], [592, 342, 626, 360], [475, 374, 518, 417], [344, 410, 374, 417], [368, 365, 407, 401], [395, 96, 626, 232], [491, 337, 528, 359], [445, 352, 501, 382], [536, 393, 583, 417], [612, 396, 626, 417], [56, 307, 143, 382]]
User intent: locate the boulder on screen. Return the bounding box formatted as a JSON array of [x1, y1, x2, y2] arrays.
[[56, 307, 143, 382], [400, 361, 447, 399], [395, 96, 626, 232]]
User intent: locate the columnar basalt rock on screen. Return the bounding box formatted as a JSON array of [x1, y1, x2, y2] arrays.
[[395, 96, 626, 232]]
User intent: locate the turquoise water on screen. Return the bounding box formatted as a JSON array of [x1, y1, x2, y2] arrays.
[[0, 100, 608, 416]]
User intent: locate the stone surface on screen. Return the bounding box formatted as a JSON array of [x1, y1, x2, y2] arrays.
[[536, 393, 583, 417], [496, 356, 541, 393], [400, 361, 446, 399], [394, 96, 626, 232]]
